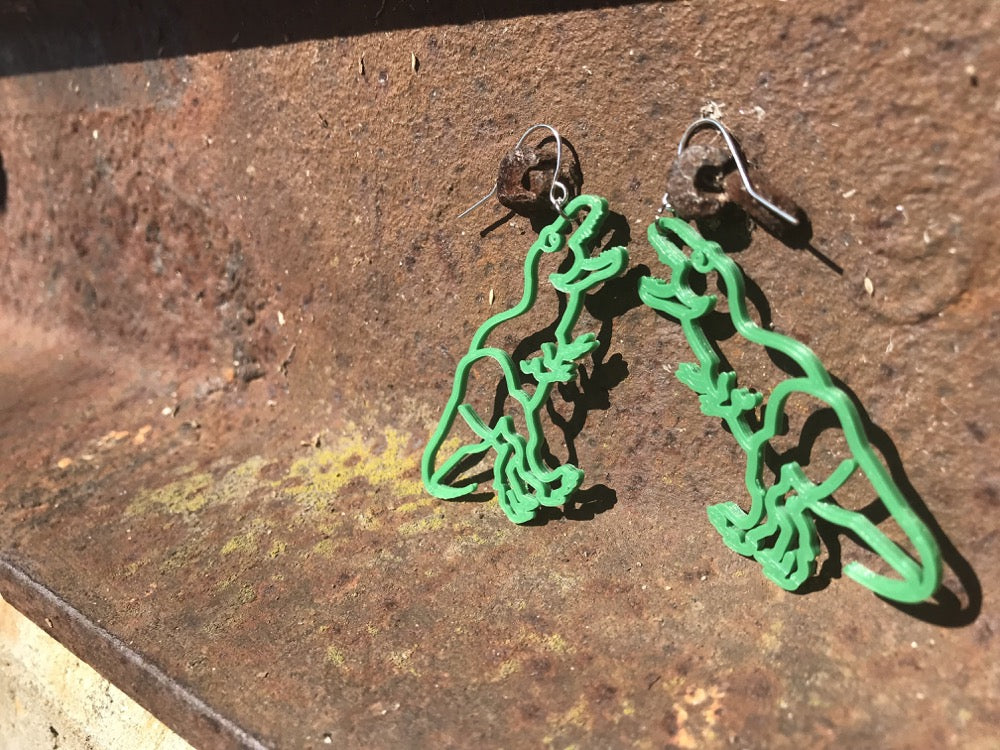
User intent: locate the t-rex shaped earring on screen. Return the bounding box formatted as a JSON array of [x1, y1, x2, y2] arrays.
[[422, 124, 629, 524], [639, 118, 942, 604]]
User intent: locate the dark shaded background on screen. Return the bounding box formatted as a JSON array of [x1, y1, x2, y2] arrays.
[[0, 0, 648, 75]]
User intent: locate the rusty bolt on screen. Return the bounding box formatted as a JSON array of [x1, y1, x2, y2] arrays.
[[666, 142, 807, 243], [665, 143, 735, 220], [496, 141, 583, 217]]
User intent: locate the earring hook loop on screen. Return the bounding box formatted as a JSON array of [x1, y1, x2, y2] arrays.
[[674, 117, 800, 226], [458, 123, 570, 219]]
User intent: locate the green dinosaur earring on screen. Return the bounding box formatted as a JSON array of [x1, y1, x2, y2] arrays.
[[639, 118, 942, 604], [422, 124, 629, 524]]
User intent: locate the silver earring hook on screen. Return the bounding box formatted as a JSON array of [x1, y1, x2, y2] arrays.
[[458, 123, 570, 219], [674, 117, 800, 226]]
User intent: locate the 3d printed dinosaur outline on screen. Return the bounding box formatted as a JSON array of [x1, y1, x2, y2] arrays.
[[638, 216, 942, 603], [422, 194, 629, 523]]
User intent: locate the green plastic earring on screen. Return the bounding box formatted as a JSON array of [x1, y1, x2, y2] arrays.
[[639, 118, 942, 604], [422, 125, 628, 523]]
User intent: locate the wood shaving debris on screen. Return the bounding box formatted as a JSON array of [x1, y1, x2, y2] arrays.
[[279, 344, 296, 375], [97, 430, 130, 448], [300, 431, 324, 448], [699, 100, 725, 119]]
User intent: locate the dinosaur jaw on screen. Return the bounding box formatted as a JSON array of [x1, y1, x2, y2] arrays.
[[549, 248, 628, 293]]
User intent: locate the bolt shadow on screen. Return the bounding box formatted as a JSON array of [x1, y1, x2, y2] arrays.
[[440, 209, 645, 524], [695, 200, 842, 275], [654, 208, 976, 624]]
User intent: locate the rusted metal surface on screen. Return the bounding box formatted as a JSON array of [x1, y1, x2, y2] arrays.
[[0, 2, 998, 748]]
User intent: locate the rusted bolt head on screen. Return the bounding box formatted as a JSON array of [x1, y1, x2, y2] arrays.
[[666, 141, 808, 245], [665, 143, 735, 220], [496, 141, 583, 216]]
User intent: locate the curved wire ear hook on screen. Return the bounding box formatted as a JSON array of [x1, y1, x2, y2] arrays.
[[458, 123, 570, 219], [674, 117, 800, 227]]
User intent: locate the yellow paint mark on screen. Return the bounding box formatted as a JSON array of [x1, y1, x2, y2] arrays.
[[397, 511, 445, 536], [505, 628, 578, 674], [236, 584, 256, 605], [286, 426, 424, 511], [355, 512, 382, 531], [311, 538, 338, 558], [128, 472, 212, 515], [120, 561, 141, 578], [491, 658, 520, 681], [521, 630, 574, 655], [221, 519, 271, 556], [549, 696, 592, 732], [128, 456, 270, 517], [388, 649, 420, 677], [221, 533, 250, 556], [761, 619, 783, 652], [326, 646, 346, 667], [543, 633, 572, 654], [157, 539, 205, 575], [394, 496, 435, 514]]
